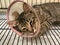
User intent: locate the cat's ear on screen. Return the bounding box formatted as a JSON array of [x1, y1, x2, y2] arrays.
[[12, 11, 19, 18], [7, 21, 14, 25], [7, 21, 17, 26], [23, 3, 32, 13]]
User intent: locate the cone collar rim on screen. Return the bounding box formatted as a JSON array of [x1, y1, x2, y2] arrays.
[[6, 0, 41, 38]]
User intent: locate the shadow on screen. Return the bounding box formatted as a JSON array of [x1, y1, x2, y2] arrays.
[[52, 21, 60, 26]]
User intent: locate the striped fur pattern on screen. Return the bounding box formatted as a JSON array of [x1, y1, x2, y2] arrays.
[[33, 2, 60, 35]]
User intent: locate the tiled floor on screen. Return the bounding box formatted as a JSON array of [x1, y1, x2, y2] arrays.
[[0, 15, 60, 45]]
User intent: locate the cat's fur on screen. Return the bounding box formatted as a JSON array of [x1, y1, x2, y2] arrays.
[[8, 2, 60, 36], [33, 3, 60, 35]]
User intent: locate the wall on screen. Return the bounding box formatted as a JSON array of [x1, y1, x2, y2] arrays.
[[0, 0, 60, 8]]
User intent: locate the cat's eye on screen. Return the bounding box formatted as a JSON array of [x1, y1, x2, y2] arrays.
[[30, 11, 32, 13], [30, 21, 33, 26]]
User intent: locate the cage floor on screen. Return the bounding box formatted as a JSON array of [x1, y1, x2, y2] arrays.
[[0, 15, 60, 45]]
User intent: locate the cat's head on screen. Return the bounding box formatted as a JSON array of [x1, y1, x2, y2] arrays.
[[18, 3, 37, 33]]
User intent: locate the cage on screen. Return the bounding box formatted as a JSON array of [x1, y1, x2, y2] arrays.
[[0, 0, 60, 45]]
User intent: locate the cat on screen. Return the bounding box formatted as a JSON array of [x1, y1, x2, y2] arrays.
[[8, 2, 60, 36]]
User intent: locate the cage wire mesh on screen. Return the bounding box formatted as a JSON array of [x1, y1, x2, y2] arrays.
[[0, 0, 60, 45]]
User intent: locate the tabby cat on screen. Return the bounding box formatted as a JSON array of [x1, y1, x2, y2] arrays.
[[8, 2, 60, 37]]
